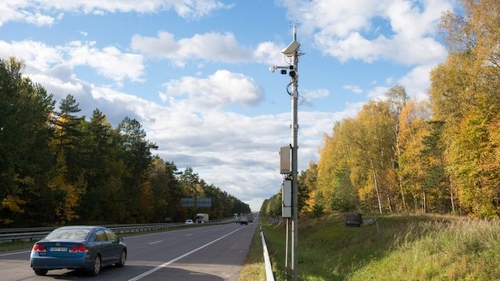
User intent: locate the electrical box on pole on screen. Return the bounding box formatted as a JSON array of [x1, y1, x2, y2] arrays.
[[282, 180, 292, 218], [280, 145, 291, 174]]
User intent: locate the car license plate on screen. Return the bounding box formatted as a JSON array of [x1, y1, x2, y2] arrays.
[[50, 247, 67, 252]]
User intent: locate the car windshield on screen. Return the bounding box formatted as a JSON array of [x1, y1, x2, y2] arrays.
[[45, 228, 90, 240]]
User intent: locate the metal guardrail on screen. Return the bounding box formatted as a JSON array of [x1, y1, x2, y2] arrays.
[[0, 223, 191, 243], [0, 218, 235, 243], [260, 224, 275, 281], [0, 226, 55, 243]]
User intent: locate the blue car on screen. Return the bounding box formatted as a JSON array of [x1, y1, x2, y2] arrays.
[[30, 226, 127, 276]]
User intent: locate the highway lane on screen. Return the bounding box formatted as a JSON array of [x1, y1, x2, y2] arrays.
[[0, 221, 258, 281]]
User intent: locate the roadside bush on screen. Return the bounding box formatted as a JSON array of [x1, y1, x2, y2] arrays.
[[311, 202, 324, 218]]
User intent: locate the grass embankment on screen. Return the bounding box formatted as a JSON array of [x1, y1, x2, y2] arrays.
[[252, 213, 500, 281], [0, 241, 33, 252], [238, 225, 266, 280]]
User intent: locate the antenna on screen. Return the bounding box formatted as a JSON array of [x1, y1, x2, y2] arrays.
[[293, 23, 297, 41]]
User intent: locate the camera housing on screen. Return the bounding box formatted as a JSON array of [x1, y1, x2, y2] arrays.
[[282, 41, 300, 56]]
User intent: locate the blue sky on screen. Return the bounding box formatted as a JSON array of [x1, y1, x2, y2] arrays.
[[0, 0, 457, 211]]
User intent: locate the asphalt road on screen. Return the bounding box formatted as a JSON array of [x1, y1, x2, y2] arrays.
[[0, 221, 258, 281]]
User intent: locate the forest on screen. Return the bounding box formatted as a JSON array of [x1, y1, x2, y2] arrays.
[[0, 58, 250, 227], [261, 0, 500, 218]]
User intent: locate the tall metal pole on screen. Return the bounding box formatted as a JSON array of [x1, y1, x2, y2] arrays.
[[290, 25, 299, 281], [285, 217, 289, 269], [271, 24, 301, 280]]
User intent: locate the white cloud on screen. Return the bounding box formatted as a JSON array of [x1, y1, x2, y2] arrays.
[[0, 40, 62, 71], [367, 86, 390, 100], [0, 1, 55, 27], [343, 85, 363, 94], [90, 86, 164, 123], [306, 88, 330, 99], [316, 29, 447, 65], [300, 89, 330, 107], [0, 39, 144, 86], [287, 0, 382, 38], [0, 0, 232, 27], [283, 0, 453, 65], [67, 41, 145, 84], [130, 32, 180, 59], [131, 31, 284, 65], [386, 0, 451, 39], [253, 41, 286, 65], [30, 72, 85, 99], [397, 64, 437, 100], [160, 70, 265, 110], [25, 11, 56, 26]]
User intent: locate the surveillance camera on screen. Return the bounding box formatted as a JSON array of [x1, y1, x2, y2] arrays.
[[269, 65, 277, 73], [282, 41, 300, 56]]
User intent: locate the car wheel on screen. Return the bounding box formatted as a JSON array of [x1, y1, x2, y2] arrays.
[[34, 269, 48, 276], [116, 250, 127, 267], [90, 255, 101, 276]]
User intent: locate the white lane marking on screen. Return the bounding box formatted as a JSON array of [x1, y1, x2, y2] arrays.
[[128, 227, 244, 281], [149, 240, 162, 245], [0, 250, 30, 257]]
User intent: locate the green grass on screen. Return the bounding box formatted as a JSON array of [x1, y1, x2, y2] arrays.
[[255, 213, 500, 281], [0, 241, 33, 252], [238, 225, 266, 281]]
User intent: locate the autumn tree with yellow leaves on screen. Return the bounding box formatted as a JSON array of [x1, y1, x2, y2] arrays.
[[429, 0, 500, 217], [297, 0, 500, 218]]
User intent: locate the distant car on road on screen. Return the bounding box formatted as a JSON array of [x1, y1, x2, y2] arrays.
[[30, 226, 127, 276], [185, 219, 194, 224], [240, 216, 248, 225]]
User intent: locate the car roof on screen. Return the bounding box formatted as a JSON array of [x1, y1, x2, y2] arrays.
[[54, 226, 107, 230]]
